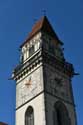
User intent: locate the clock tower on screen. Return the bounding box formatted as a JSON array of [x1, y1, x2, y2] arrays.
[[12, 16, 77, 125]]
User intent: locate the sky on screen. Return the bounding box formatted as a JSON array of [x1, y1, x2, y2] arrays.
[[0, 0, 82, 125]]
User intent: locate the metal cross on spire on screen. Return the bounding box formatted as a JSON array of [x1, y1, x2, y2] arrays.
[[42, 9, 46, 16]]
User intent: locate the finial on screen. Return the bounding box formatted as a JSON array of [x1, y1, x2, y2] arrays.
[[42, 9, 46, 16]]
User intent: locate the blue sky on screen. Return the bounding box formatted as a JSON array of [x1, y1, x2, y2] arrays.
[[0, 0, 82, 124]]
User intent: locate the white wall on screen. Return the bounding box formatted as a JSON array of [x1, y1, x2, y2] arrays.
[[16, 93, 46, 125]]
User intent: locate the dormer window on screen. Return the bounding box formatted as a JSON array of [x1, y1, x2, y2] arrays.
[[29, 45, 34, 57]]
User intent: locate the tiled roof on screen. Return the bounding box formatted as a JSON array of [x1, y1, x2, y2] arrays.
[[28, 16, 59, 40], [20, 16, 63, 48]]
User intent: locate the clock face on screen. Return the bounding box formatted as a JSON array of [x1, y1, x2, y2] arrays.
[[45, 67, 72, 102], [46, 72, 63, 96], [16, 67, 43, 108], [19, 76, 37, 104]]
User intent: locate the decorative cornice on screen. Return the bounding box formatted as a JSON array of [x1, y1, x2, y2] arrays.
[[42, 50, 74, 77], [12, 48, 74, 81], [12, 49, 42, 81]]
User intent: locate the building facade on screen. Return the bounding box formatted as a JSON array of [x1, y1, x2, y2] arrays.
[[12, 16, 77, 125]]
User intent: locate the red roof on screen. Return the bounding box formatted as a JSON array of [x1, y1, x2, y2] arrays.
[[20, 16, 63, 48], [0, 122, 8, 125]]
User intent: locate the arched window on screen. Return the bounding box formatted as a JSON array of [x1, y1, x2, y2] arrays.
[[53, 101, 71, 125], [25, 106, 34, 125], [29, 45, 34, 57]]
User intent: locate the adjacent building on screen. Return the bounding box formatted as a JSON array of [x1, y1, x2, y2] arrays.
[[0, 122, 7, 125]]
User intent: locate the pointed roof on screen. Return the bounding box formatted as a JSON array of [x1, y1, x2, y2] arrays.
[[20, 16, 63, 48]]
